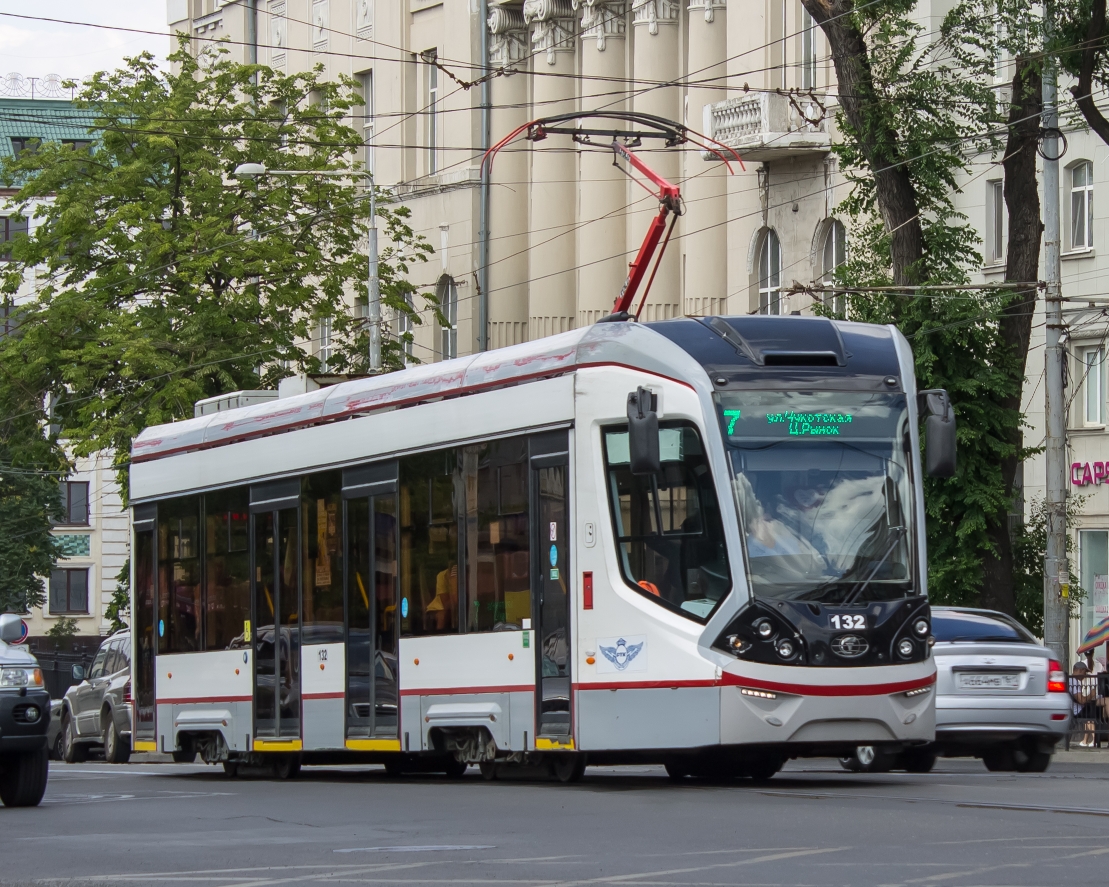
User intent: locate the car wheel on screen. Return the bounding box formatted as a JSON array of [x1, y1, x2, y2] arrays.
[[1015, 749, 1051, 773], [62, 714, 87, 764], [103, 715, 131, 764], [840, 746, 891, 773], [549, 754, 586, 784], [983, 748, 1017, 772], [51, 729, 64, 762], [0, 746, 49, 807], [900, 748, 937, 773], [272, 754, 301, 780]]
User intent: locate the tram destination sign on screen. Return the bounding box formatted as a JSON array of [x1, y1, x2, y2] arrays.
[[716, 393, 906, 441]]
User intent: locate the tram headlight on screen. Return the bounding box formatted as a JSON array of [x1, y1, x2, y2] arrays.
[[755, 619, 774, 639], [725, 634, 751, 654], [913, 618, 929, 637], [776, 639, 795, 659], [897, 638, 915, 659]]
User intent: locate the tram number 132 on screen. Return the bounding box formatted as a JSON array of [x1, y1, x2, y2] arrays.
[[829, 614, 867, 630]]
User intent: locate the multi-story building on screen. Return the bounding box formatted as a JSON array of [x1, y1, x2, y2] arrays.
[[1, 93, 127, 641], [167, 1, 1109, 657]]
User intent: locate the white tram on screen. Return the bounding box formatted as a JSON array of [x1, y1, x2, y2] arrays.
[[128, 315, 948, 780]]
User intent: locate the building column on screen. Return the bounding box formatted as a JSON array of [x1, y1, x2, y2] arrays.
[[630, 0, 681, 321], [684, 0, 727, 317], [487, 3, 530, 350], [573, 1, 627, 326], [523, 0, 578, 340]]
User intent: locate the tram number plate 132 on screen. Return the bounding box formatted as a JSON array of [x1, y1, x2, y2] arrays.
[[828, 614, 866, 630]]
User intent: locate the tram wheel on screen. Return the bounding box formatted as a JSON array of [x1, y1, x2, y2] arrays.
[[443, 756, 468, 779], [479, 761, 499, 781], [743, 755, 784, 782], [550, 753, 586, 784], [272, 754, 301, 780], [222, 760, 239, 778], [664, 760, 691, 781], [383, 759, 405, 778]]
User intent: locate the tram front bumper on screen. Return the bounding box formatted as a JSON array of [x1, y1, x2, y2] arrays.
[[718, 662, 936, 755]]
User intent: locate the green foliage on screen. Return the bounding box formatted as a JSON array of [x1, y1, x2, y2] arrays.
[[105, 558, 130, 633], [1012, 496, 1086, 637], [0, 368, 64, 614], [46, 616, 80, 641], [818, 0, 1034, 608], [0, 39, 435, 500]]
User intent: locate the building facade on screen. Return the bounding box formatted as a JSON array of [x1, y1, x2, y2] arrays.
[[1, 94, 127, 640]]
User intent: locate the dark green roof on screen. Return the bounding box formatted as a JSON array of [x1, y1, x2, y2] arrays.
[[0, 98, 98, 160]]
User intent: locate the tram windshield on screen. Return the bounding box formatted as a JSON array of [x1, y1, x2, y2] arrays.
[[716, 391, 916, 603]]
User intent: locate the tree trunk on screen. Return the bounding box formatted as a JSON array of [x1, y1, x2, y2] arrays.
[[799, 0, 927, 287], [979, 57, 1043, 616]]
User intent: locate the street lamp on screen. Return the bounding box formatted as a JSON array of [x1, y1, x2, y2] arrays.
[[231, 162, 382, 372]]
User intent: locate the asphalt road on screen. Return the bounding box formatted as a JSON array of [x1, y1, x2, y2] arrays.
[[3, 756, 1108, 887]]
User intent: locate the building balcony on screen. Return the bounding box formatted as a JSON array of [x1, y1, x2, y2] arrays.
[[703, 92, 831, 162]]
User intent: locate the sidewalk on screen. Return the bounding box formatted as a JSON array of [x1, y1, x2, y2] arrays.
[[1054, 746, 1109, 763]]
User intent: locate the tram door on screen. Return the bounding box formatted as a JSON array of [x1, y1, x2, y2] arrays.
[[531, 433, 571, 739], [343, 463, 399, 740], [250, 481, 302, 742]]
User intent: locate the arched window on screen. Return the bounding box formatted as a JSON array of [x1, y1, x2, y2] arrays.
[[437, 274, 458, 360], [821, 219, 847, 317], [758, 229, 782, 315], [1071, 161, 1094, 251]]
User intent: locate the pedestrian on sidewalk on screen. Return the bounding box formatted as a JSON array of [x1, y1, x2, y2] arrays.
[[1071, 662, 1098, 747]]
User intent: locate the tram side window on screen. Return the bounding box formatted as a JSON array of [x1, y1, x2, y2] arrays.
[[603, 424, 731, 622], [465, 437, 531, 631], [157, 496, 202, 653], [399, 450, 460, 636], [303, 471, 345, 642], [204, 488, 250, 650]]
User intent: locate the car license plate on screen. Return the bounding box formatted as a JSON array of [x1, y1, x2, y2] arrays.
[[955, 672, 1021, 690]]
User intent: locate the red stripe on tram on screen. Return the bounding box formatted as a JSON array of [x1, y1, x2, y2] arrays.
[[719, 671, 937, 697], [302, 691, 345, 700], [398, 684, 535, 697]]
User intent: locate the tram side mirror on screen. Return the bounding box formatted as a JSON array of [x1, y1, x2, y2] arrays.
[[0, 613, 21, 644], [627, 386, 660, 475], [920, 389, 957, 478]]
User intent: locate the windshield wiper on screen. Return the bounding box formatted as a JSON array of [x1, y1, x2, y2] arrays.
[[841, 527, 907, 605]]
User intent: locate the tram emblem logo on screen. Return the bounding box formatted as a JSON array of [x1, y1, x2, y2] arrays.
[[831, 634, 869, 658], [597, 636, 647, 673]]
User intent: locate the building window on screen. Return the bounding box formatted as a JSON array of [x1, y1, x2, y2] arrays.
[[1081, 530, 1109, 646], [437, 275, 457, 361], [9, 137, 40, 156], [49, 568, 89, 615], [1085, 346, 1105, 425], [821, 219, 847, 317], [993, 20, 1006, 83], [57, 481, 89, 526], [424, 50, 438, 175], [758, 229, 783, 315], [396, 295, 414, 366], [987, 179, 1005, 264], [1, 215, 28, 262], [1071, 161, 1094, 251], [317, 317, 333, 372], [801, 8, 817, 90], [357, 70, 374, 176]]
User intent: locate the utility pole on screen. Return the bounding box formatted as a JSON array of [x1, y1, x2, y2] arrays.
[[1042, 32, 1069, 664]]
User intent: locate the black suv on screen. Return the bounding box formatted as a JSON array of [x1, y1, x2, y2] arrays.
[[0, 614, 50, 807]]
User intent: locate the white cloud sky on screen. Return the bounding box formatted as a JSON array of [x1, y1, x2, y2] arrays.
[[0, 1, 169, 83]]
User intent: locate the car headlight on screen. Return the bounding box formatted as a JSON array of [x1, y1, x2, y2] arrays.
[[0, 667, 44, 688]]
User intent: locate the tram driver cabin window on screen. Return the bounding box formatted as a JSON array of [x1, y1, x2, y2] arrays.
[[603, 424, 731, 622]]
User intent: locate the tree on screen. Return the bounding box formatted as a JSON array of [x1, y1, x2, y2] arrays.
[[0, 40, 436, 501], [803, 0, 1044, 615]]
